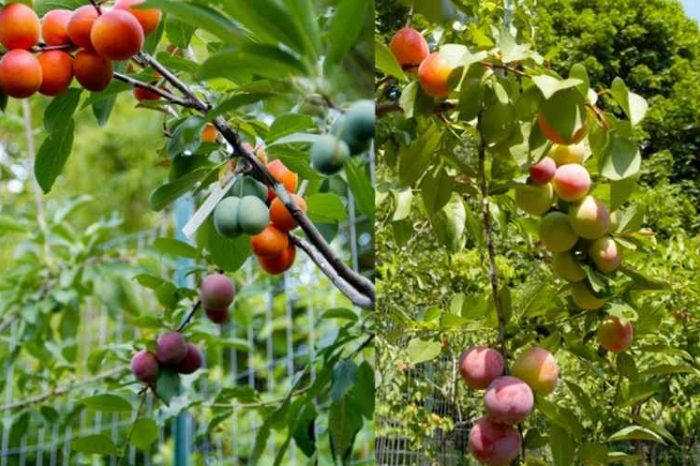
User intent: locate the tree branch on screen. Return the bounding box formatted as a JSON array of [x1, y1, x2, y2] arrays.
[[113, 73, 195, 108], [176, 299, 201, 332]]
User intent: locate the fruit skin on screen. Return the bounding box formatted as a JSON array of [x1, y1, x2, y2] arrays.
[[571, 281, 605, 310], [237, 195, 270, 235], [550, 143, 587, 166], [156, 331, 188, 366], [91, 9, 144, 61], [133, 86, 160, 101], [67, 5, 99, 50], [539, 211, 579, 252], [589, 236, 622, 273], [41, 9, 72, 46], [515, 183, 553, 216], [332, 115, 370, 155], [458, 346, 505, 390], [270, 194, 307, 232], [37, 51, 73, 96], [511, 347, 559, 395], [569, 196, 610, 239], [213, 196, 241, 238], [598, 317, 633, 353], [552, 164, 591, 202], [251, 225, 289, 257], [344, 100, 375, 143], [200, 273, 235, 310], [174, 343, 203, 374], [483, 376, 534, 425], [469, 416, 522, 466], [267, 160, 298, 197], [537, 111, 588, 145], [0, 3, 40, 50], [232, 176, 267, 201], [418, 52, 453, 98], [0, 50, 42, 98], [311, 135, 350, 175], [258, 242, 296, 275], [114, 0, 162, 36], [201, 123, 217, 143], [529, 157, 556, 185], [389, 27, 429, 67], [73, 50, 113, 92], [206, 308, 229, 324], [551, 251, 586, 282], [131, 350, 159, 383]]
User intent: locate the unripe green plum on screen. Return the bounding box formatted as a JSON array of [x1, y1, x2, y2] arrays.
[[131, 350, 159, 383], [174, 343, 204, 374], [511, 347, 559, 395], [569, 196, 610, 239], [331, 116, 370, 155], [311, 135, 350, 175], [589, 236, 622, 273], [571, 281, 605, 310], [458, 346, 505, 390], [213, 196, 241, 238], [200, 273, 235, 310], [515, 183, 553, 216], [597, 317, 633, 352], [344, 100, 375, 143], [237, 195, 270, 235], [484, 376, 534, 425], [232, 176, 267, 200], [156, 331, 188, 366], [552, 164, 591, 202], [539, 211, 578, 252], [469, 417, 521, 466], [551, 251, 586, 282]]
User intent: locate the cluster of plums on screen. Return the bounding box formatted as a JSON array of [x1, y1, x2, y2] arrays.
[[0, 1, 160, 98], [131, 332, 204, 386], [389, 27, 452, 98], [460, 346, 559, 466], [311, 100, 375, 175], [515, 137, 633, 353], [213, 155, 304, 275]]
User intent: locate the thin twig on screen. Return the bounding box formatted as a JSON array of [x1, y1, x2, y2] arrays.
[[176, 300, 202, 332], [121, 391, 148, 456], [113, 73, 194, 108]]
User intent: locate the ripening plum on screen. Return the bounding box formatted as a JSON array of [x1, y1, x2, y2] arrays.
[[539, 211, 579, 252], [552, 164, 591, 202], [311, 135, 350, 175], [114, 0, 162, 36], [258, 242, 296, 275], [571, 281, 605, 310], [174, 343, 204, 374], [469, 416, 522, 466], [41, 9, 72, 46], [537, 111, 588, 145], [133, 86, 160, 101], [237, 195, 270, 235], [73, 50, 113, 91], [483, 376, 534, 425], [515, 183, 553, 216], [529, 157, 556, 185], [267, 160, 298, 199], [213, 196, 241, 238], [156, 331, 188, 366], [200, 273, 235, 310], [511, 347, 559, 395], [331, 116, 369, 155], [67, 5, 99, 50], [251, 225, 289, 257], [0, 3, 40, 50], [458, 346, 505, 390], [569, 196, 610, 239], [201, 123, 217, 143], [270, 194, 307, 232], [0, 50, 42, 98], [37, 51, 73, 96], [589, 236, 622, 273], [206, 308, 229, 324], [597, 316, 633, 353], [232, 176, 267, 201], [389, 27, 429, 67], [551, 251, 586, 282], [91, 9, 144, 60], [418, 52, 453, 98], [131, 350, 159, 383], [550, 142, 587, 166]]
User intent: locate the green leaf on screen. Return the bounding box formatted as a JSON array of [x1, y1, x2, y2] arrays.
[[155, 369, 182, 405], [130, 418, 159, 451], [266, 113, 314, 143], [34, 119, 75, 193], [499, 28, 535, 63], [71, 434, 119, 455], [610, 78, 648, 126], [429, 193, 465, 252], [325, 0, 371, 67], [480, 89, 516, 145], [405, 338, 442, 365], [306, 193, 347, 223], [92, 93, 118, 127], [392, 188, 413, 221], [459, 64, 487, 121], [375, 39, 406, 81], [413, 0, 455, 22], [609, 176, 637, 211], [164, 16, 195, 48], [149, 168, 208, 211], [79, 394, 132, 412], [328, 396, 363, 464], [580, 442, 608, 465], [268, 132, 325, 146], [606, 303, 637, 325], [207, 93, 270, 120], [569, 63, 590, 98], [599, 134, 641, 180], [199, 45, 307, 82], [145, 0, 240, 43], [330, 360, 358, 402], [345, 159, 374, 219], [320, 308, 358, 321], [550, 425, 576, 466], [531, 75, 583, 100], [205, 219, 252, 273], [422, 168, 454, 213], [291, 402, 317, 457], [398, 123, 442, 186], [608, 426, 664, 444], [153, 237, 199, 259], [44, 88, 82, 133]]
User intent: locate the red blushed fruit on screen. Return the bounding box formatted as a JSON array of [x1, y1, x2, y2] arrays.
[[529, 156, 556, 185], [469, 417, 522, 466], [266, 160, 299, 200], [67, 5, 99, 50], [42, 9, 72, 46], [206, 308, 230, 324], [174, 343, 204, 374], [200, 273, 235, 310], [251, 225, 289, 258], [389, 27, 429, 67], [458, 346, 505, 390], [552, 163, 591, 202], [0, 3, 41, 50], [90, 9, 144, 61], [0, 50, 43, 98], [38, 51, 73, 96], [270, 194, 307, 232], [418, 52, 453, 98], [131, 350, 159, 383], [484, 376, 534, 425], [73, 50, 113, 92], [133, 86, 161, 101], [114, 0, 162, 36], [258, 243, 296, 275], [597, 317, 633, 353], [155, 331, 188, 366]]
